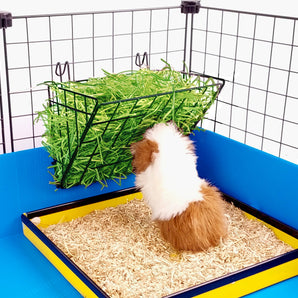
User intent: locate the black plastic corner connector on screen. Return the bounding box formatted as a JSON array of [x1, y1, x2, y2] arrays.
[[0, 11, 12, 29], [181, 1, 200, 14]]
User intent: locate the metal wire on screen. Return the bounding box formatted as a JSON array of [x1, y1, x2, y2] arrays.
[[193, 6, 298, 163], [0, 5, 297, 164]]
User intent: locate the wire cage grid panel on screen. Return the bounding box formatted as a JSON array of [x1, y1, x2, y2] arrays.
[[191, 7, 298, 164], [0, 6, 187, 153], [0, 3, 297, 165]]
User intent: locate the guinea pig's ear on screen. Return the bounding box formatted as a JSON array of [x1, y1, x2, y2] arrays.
[[131, 139, 159, 173]]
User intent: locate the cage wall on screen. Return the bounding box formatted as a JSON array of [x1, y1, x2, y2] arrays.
[[0, 4, 297, 165], [0, 6, 186, 153], [191, 6, 298, 164]]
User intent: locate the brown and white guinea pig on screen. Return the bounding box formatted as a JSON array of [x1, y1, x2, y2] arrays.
[[130, 122, 227, 252]]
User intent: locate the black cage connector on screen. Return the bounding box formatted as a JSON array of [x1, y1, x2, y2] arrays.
[[181, 0, 200, 14], [0, 11, 12, 29]]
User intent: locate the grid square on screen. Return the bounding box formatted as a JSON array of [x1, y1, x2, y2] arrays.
[[232, 84, 249, 108], [7, 43, 29, 69], [245, 133, 262, 150], [74, 38, 93, 62], [8, 69, 31, 93], [193, 8, 207, 30], [94, 36, 113, 60], [234, 61, 251, 86], [168, 29, 184, 52], [192, 51, 205, 73], [12, 115, 33, 139], [236, 37, 253, 63], [218, 81, 233, 104], [255, 16, 274, 42], [31, 66, 52, 91], [231, 106, 247, 131], [214, 123, 230, 138], [168, 8, 185, 30], [133, 33, 150, 58], [262, 138, 280, 157], [266, 93, 285, 119], [193, 29, 206, 53], [114, 12, 132, 35], [207, 9, 222, 33], [73, 62, 94, 81], [27, 17, 50, 42], [151, 31, 168, 54], [50, 16, 72, 40], [206, 32, 221, 56], [114, 35, 132, 58], [219, 57, 235, 82], [248, 88, 266, 113], [273, 18, 295, 45], [230, 128, 245, 143], [29, 42, 51, 67], [221, 34, 237, 59], [239, 13, 256, 38], [6, 18, 27, 43], [10, 93, 32, 117], [205, 54, 219, 79], [268, 68, 289, 95], [32, 89, 49, 114], [51, 40, 73, 66], [246, 111, 264, 136], [264, 116, 282, 142], [271, 43, 292, 71], [222, 12, 238, 36], [151, 9, 169, 31], [215, 101, 231, 125], [133, 11, 151, 33], [94, 13, 113, 37], [253, 40, 272, 66], [73, 15, 93, 39], [250, 65, 269, 90]]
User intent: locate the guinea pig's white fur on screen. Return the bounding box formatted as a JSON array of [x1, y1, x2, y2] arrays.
[[131, 122, 227, 252], [134, 122, 204, 221]]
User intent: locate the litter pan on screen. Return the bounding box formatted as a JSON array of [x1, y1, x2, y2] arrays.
[[21, 186, 298, 298]]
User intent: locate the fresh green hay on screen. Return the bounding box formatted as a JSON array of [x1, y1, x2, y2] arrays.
[[37, 64, 221, 188]]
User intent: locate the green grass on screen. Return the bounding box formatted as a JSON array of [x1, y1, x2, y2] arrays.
[[36, 64, 220, 188]]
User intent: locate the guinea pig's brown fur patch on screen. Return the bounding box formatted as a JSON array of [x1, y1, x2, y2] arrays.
[[131, 139, 159, 174], [157, 183, 227, 252]]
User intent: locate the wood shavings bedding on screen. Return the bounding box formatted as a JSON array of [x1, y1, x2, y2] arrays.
[[42, 199, 293, 298]]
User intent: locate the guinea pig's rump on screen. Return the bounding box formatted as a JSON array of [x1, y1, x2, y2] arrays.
[[157, 184, 227, 252]]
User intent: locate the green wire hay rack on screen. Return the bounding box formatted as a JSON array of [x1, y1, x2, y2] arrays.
[[40, 65, 224, 188]]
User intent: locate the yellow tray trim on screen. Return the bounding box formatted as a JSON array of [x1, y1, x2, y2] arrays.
[[36, 191, 143, 229], [244, 212, 298, 248], [193, 258, 298, 298], [23, 223, 100, 298]]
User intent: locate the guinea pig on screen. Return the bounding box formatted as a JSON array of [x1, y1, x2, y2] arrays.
[[130, 122, 227, 252]]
